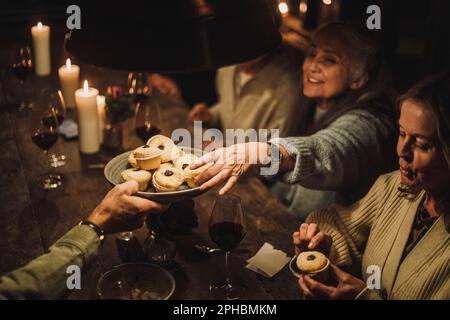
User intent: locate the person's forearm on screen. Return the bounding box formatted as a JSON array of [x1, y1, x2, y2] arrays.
[[245, 142, 295, 173], [0, 225, 100, 300]]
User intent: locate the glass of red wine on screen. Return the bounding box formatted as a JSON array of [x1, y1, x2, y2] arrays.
[[208, 194, 246, 300], [128, 72, 152, 103], [128, 72, 162, 143], [30, 96, 62, 189], [39, 89, 67, 168], [10, 45, 33, 110], [133, 100, 162, 143]]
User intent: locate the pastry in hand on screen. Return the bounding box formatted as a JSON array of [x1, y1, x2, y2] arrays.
[[174, 154, 197, 171], [152, 167, 185, 192], [175, 155, 213, 188], [121, 168, 152, 191], [296, 251, 330, 283], [132, 145, 162, 170]]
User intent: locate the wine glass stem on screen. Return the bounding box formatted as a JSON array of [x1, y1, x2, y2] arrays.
[[44, 149, 49, 176], [225, 251, 232, 287]]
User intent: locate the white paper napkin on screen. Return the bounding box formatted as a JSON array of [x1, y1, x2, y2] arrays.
[[246, 243, 291, 278], [59, 119, 78, 139]]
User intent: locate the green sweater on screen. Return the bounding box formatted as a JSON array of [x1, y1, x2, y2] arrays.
[[0, 225, 100, 300]]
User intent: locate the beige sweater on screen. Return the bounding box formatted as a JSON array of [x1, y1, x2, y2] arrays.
[[307, 171, 450, 300], [208, 48, 305, 138]]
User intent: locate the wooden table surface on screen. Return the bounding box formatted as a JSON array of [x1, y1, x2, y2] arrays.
[[0, 63, 301, 300]]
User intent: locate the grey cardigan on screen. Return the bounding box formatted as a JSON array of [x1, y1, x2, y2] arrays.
[[270, 108, 398, 218]]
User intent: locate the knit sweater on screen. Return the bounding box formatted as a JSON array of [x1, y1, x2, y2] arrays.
[[208, 47, 306, 138], [306, 171, 450, 300], [270, 108, 398, 218]]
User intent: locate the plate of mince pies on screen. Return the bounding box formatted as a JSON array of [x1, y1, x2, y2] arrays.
[[104, 134, 213, 202]]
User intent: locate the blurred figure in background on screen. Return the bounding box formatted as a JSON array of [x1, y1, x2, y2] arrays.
[[188, 44, 306, 139]]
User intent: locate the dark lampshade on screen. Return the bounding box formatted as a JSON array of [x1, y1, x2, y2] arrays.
[[65, 0, 282, 73]]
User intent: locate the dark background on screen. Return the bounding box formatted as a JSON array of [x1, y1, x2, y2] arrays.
[[1, 0, 450, 104]]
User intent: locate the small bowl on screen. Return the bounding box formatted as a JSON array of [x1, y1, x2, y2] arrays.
[[97, 263, 175, 300], [289, 255, 330, 283]]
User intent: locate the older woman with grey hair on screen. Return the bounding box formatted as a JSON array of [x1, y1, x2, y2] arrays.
[[191, 22, 398, 219]]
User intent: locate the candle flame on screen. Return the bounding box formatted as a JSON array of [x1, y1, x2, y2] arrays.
[[323, 0, 332, 5], [37, 22, 43, 30], [278, 2, 289, 15], [83, 80, 89, 93], [299, 1, 308, 13], [66, 58, 72, 69]]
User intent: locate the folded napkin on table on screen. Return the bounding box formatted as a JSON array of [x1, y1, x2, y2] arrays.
[[59, 119, 78, 139], [246, 242, 291, 278]]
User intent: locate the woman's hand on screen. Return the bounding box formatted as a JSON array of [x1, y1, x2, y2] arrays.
[[148, 74, 181, 97], [298, 264, 366, 300], [189, 103, 212, 122], [191, 142, 270, 195], [292, 223, 332, 256], [88, 180, 169, 234]]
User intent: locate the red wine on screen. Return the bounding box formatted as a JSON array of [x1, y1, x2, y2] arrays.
[[209, 222, 245, 252], [135, 125, 161, 142], [12, 64, 31, 81], [42, 114, 64, 128], [135, 93, 150, 103], [32, 131, 58, 150]]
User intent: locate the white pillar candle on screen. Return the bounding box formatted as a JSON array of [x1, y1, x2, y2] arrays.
[[75, 80, 100, 154], [58, 58, 80, 109], [97, 95, 106, 145], [31, 22, 51, 76]]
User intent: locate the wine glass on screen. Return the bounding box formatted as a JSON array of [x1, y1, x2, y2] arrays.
[[133, 100, 162, 143], [208, 194, 246, 300], [128, 72, 152, 103], [30, 99, 62, 189], [40, 89, 67, 167], [10, 45, 33, 110]]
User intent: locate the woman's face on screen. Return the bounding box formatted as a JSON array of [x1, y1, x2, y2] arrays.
[[397, 99, 450, 192], [302, 43, 354, 99]]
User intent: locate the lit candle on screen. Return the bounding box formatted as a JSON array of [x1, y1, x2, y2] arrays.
[[31, 22, 51, 76], [97, 95, 106, 144], [278, 1, 289, 16], [299, 0, 308, 14], [58, 58, 80, 109], [75, 80, 100, 154]]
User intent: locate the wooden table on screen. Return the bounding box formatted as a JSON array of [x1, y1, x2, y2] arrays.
[[0, 63, 301, 300]]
